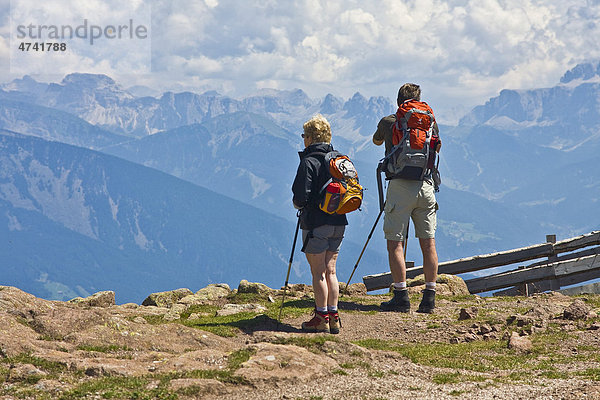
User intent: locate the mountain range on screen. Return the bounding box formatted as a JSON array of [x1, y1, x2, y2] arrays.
[[1, 62, 599, 301]]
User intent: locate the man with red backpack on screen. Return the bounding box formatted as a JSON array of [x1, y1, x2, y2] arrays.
[[372, 83, 441, 313]]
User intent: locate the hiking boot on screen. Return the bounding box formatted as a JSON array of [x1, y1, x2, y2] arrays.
[[380, 289, 410, 312], [416, 289, 436, 313], [328, 311, 342, 334], [302, 310, 329, 333]]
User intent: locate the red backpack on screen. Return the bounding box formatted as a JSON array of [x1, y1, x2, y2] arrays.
[[392, 99, 435, 149], [382, 99, 440, 183]]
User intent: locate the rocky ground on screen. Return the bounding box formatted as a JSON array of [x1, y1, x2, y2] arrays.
[[1, 277, 600, 400]]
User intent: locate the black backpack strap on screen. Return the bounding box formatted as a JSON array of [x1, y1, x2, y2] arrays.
[[305, 150, 333, 197]]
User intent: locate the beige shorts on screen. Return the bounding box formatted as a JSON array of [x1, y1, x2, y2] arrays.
[[383, 179, 438, 241]]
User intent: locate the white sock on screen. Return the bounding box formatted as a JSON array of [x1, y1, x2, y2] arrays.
[[393, 282, 407, 290], [425, 281, 436, 291], [316, 306, 328, 314], [328, 305, 338, 313]]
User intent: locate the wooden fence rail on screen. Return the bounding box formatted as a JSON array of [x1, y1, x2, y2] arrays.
[[465, 254, 600, 293], [362, 231, 600, 294]]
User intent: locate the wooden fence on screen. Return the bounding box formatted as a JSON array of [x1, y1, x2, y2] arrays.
[[362, 231, 600, 296]]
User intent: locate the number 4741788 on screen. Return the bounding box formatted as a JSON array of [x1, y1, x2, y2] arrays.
[[18, 42, 67, 52]]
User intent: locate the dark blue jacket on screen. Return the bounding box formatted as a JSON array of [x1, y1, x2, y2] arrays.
[[292, 143, 348, 230]]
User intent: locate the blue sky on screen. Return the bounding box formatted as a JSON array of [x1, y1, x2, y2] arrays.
[[1, 0, 600, 124]]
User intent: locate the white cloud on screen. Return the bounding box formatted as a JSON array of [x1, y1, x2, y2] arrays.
[[1, 0, 600, 123]]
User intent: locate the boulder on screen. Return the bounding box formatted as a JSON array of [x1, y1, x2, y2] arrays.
[[142, 288, 193, 308], [339, 282, 367, 296], [0, 286, 56, 317], [0, 313, 41, 357], [458, 307, 478, 320], [7, 363, 47, 382], [234, 343, 337, 383], [283, 283, 312, 297], [29, 308, 111, 341], [237, 280, 275, 296], [216, 303, 267, 316], [508, 332, 532, 354], [69, 291, 115, 308], [563, 299, 591, 321], [188, 284, 231, 302], [407, 274, 470, 296]]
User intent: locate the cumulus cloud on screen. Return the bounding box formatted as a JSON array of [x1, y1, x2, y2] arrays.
[[1, 0, 600, 123]]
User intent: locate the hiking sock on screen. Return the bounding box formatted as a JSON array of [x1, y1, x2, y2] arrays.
[[316, 306, 328, 314], [393, 282, 407, 290], [327, 305, 338, 313], [425, 281, 436, 291]]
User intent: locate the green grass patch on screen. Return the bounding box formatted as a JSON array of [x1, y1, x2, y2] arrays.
[[354, 330, 591, 379], [1, 354, 68, 375], [432, 371, 486, 384], [227, 292, 269, 304], [180, 304, 220, 317], [59, 376, 172, 400], [227, 348, 256, 370], [60, 366, 253, 399], [2, 387, 52, 400], [182, 312, 275, 337], [539, 370, 570, 379], [0, 366, 9, 383], [275, 298, 319, 319], [576, 368, 600, 381]]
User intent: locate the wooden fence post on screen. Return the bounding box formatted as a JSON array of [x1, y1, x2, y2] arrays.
[[524, 234, 558, 295], [543, 234, 559, 292]]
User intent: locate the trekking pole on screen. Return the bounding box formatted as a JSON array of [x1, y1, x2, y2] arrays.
[[343, 206, 384, 296], [277, 212, 301, 327], [404, 220, 410, 259], [343, 163, 386, 296]]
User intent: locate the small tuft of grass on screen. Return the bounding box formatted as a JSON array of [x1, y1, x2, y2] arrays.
[[433, 371, 463, 384], [432, 371, 487, 384], [227, 348, 256, 370], [368, 369, 386, 378], [539, 370, 570, 379], [0, 366, 9, 383]]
